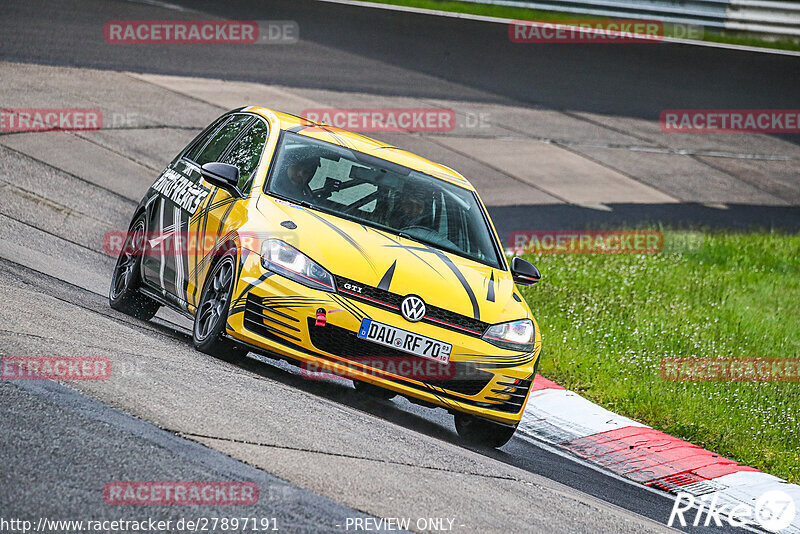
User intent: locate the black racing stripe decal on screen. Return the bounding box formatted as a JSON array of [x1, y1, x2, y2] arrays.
[[320, 126, 353, 150], [288, 124, 313, 133], [216, 195, 237, 234], [302, 210, 377, 273], [190, 193, 234, 225], [288, 123, 352, 149], [456, 356, 536, 369], [188, 229, 236, 283], [194, 188, 216, 294], [262, 296, 326, 302], [233, 271, 273, 305], [365, 226, 443, 277], [342, 295, 370, 320], [391, 241, 480, 321], [429, 249, 480, 321], [380, 244, 443, 278], [332, 294, 367, 322], [377, 260, 396, 291], [487, 271, 495, 303]]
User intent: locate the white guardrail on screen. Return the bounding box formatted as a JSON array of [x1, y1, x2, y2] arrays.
[[460, 0, 800, 37]]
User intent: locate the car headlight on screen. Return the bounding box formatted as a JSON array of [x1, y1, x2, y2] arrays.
[[260, 239, 335, 292], [482, 319, 535, 351]]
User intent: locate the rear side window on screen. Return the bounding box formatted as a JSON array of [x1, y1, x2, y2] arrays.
[[187, 114, 253, 166], [220, 119, 270, 192]]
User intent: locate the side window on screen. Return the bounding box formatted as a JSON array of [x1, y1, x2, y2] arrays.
[[188, 115, 253, 167], [220, 119, 270, 193], [182, 115, 227, 163]]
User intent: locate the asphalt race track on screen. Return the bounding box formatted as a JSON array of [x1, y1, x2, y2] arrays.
[[0, 0, 797, 532]]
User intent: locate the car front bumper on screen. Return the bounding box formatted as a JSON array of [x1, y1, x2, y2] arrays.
[[225, 250, 541, 426]]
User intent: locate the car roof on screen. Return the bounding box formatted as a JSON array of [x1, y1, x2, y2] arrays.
[[245, 106, 475, 190]]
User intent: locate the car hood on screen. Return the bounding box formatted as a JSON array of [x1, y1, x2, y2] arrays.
[[256, 196, 530, 325]]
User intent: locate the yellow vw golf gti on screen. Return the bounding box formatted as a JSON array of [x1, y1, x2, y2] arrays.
[[110, 107, 542, 448]]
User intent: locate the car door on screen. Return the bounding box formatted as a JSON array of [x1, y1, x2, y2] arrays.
[[185, 116, 271, 309], [141, 113, 254, 308]]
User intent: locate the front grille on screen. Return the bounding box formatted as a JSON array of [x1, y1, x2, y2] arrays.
[[307, 319, 493, 396], [334, 275, 488, 337]]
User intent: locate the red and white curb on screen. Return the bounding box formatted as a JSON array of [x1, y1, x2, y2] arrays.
[[520, 375, 800, 532]]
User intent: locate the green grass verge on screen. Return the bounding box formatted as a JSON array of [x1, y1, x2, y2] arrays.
[[515, 230, 800, 483], [360, 0, 800, 52]]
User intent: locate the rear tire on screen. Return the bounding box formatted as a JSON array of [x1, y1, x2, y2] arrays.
[[454, 413, 517, 448], [109, 215, 160, 321], [192, 249, 248, 363], [353, 380, 397, 400]]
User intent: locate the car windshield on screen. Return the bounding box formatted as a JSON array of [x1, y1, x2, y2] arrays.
[[265, 132, 502, 268]]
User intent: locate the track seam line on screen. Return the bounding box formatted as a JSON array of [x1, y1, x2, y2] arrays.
[[0, 212, 112, 257], [424, 132, 793, 161], [0, 143, 138, 205], [555, 110, 793, 203], [173, 430, 524, 481], [414, 95, 794, 206], [71, 131, 166, 173], [0, 257, 191, 339], [0, 125, 201, 139], [686, 152, 795, 205], [124, 72, 230, 111], [414, 96, 682, 204], [421, 135, 573, 204], [0, 329, 180, 360]]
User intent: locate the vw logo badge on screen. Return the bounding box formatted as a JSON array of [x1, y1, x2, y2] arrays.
[[401, 295, 426, 322]]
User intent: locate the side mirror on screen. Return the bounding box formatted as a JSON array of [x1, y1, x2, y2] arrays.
[[510, 257, 540, 286], [201, 162, 240, 196]]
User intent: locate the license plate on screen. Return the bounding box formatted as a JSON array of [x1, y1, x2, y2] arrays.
[[357, 319, 451, 364]]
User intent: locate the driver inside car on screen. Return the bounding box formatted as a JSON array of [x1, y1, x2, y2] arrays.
[[273, 155, 321, 201], [391, 184, 433, 230]]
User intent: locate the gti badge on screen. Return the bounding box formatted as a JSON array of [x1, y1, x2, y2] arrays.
[[400, 295, 426, 322]]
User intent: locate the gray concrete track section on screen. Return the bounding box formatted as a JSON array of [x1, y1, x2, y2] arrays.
[[0, 378, 394, 533]]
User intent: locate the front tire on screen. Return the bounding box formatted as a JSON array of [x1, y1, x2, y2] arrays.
[[454, 413, 517, 448], [109, 215, 160, 320], [193, 249, 248, 363]]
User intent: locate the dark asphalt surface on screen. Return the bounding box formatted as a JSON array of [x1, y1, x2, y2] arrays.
[[2, 0, 798, 124], [1, 377, 385, 533]]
